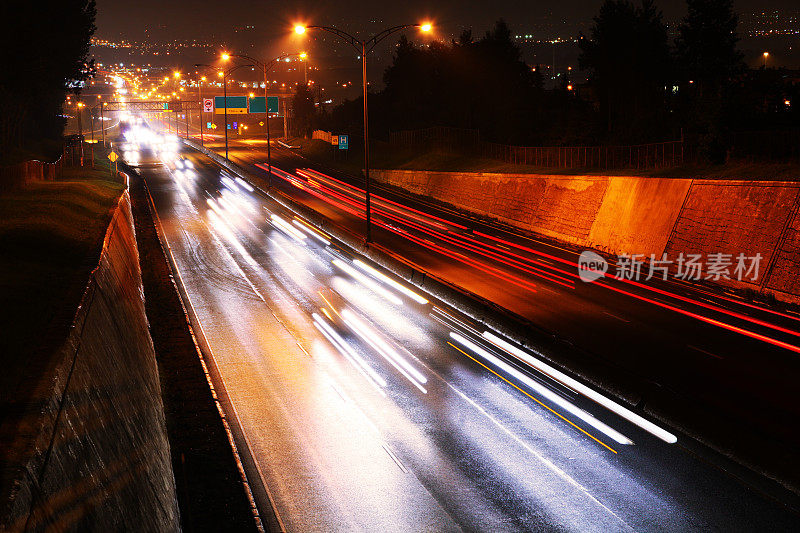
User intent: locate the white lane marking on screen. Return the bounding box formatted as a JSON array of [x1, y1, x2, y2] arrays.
[[603, 311, 630, 323], [381, 443, 409, 474], [688, 345, 724, 360]]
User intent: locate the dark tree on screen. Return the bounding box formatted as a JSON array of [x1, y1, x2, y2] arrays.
[[676, 0, 743, 162], [380, 20, 549, 144], [0, 0, 96, 162], [579, 0, 671, 142], [291, 84, 316, 138]]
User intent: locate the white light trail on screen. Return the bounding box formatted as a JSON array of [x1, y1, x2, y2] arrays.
[[353, 259, 428, 304], [449, 332, 634, 446], [482, 332, 677, 444], [342, 310, 427, 393], [235, 177, 254, 192], [332, 259, 403, 306], [292, 219, 331, 245], [313, 313, 387, 391], [270, 214, 306, 242]]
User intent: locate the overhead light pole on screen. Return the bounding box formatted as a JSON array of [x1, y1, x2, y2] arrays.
[[220, 51, 307, 186], [198, 75, 206, 146], [294, 22, 432, 243]]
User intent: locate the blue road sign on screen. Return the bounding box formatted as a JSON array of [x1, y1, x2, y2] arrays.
[[339, 134, 349, 150], [206, 121, 212, 129]]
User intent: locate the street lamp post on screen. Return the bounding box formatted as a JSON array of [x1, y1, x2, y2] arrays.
[[763, 51, 769, 69], [221, 52, 307, 186], [198, 76, 206, 146], [195, 62, 255, 161], [77, 101, 85, 166], [295, 22, 431, 243]]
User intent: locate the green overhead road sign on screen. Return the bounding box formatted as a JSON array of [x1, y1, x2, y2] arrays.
[[248, 96, 279, 114], [214, 96, 247, 114]]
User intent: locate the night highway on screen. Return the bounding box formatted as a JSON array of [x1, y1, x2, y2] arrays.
[[6, 1, 800, 530], [124, 125, 797, 531], [199, 135, 800, 453]]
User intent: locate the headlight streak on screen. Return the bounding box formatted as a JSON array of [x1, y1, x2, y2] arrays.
[[222, 189, 257, 214], [292, 219, 331, 245], [221, 176, 240, 192], [353, 259, 429, 305], [332, 259, 403, 306], [449, 331, 634, 446], [235, 177, 254, 192], [207, 208, 258, 267], [269, 214, 307, 243], [481, 331, 678, 444], [293, 217, 332, 241], [217, 196, 244, 217], [313, 313, 387, 394], [341, 309, 427, 393]]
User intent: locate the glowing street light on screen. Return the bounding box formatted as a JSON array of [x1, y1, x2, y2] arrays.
[[295, 21, 433, 243], [763, 51, 769, 68], [207, 51, 307, 179]]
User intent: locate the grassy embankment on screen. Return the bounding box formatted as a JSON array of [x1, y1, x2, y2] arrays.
[[0, 149, 123, 395], [289, 137, 800, 181]]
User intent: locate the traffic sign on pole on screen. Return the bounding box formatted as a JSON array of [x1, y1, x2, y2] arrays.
[[108, 151, 118, 162], [331, 135, 339, 146], [339, 135, 349, 150], [203, 98, 213, 113]]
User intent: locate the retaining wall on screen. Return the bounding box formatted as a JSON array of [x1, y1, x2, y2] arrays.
[[0, 192, 180, 532], [373, 169, 800, 302]]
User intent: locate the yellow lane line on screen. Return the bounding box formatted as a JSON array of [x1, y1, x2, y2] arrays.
[[447, 342, 618, 454]]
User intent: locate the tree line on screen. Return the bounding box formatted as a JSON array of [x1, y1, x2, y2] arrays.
[[304, 0, 798, 163], [0, 1, 96, 164]]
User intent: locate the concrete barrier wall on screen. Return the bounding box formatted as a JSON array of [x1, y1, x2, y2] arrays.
[[665, 181, 800, 287], [588, 177, 692, 258], [765, 202, 800, 296], [0, 192, 180, 532], [373, 169, 800, 301]]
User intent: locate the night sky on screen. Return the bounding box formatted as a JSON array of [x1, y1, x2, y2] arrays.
[[96, 0, 800, 41]]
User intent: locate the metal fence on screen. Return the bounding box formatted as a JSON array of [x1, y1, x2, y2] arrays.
[[389, 126, 687, 170]]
